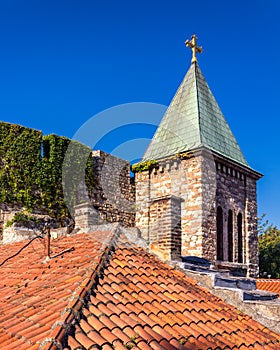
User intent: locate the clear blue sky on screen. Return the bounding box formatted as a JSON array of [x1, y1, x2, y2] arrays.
[[0, 0, 279, 227]]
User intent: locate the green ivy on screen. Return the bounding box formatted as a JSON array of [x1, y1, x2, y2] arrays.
[[0, 121, 96, 223], [131, 160, 158, 173], [5, 212, 40, 228], [0, 122, 42, 209]]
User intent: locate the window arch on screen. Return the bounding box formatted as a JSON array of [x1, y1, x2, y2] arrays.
[[237, 213, 243, 263], [216, 206, 223, 261], [228, 210, 233, 262]]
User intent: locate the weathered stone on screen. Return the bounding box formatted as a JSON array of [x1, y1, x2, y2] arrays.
[[89, 150, 135, 228], [135, 148, 261, 277]]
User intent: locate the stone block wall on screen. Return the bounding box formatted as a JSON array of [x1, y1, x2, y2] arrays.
[[74, 202, 99, 230], [214, 157, 259, 276], [245, 176, 259, 276], [149, 195, 182, 260], [89, 150, 135, 227], [0, 142, 259, 277], [135, 154, 208, 259], [135, 170, 150, 240], [2, 227, 40, 244], [201, 153, 217, 260], [215, 161, 246, 261], [135, 149, 260, 276], [0, 206, 32, 243], [0, 151, 136, 244], [181, 155, 204, 257], [135, 158, 184, 243]]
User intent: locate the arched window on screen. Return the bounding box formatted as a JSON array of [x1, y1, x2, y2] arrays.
[[228, 210, 233, 262], [237, 213, 243, 263], [216, 206, 223, 261]]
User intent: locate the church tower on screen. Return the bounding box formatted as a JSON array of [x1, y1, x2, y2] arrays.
[[134, 35, 262, 277]]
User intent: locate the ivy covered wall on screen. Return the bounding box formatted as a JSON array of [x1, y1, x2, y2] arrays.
[[0, 121, 94, 222]]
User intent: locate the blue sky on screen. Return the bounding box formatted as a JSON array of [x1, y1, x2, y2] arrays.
[[0, 0, 280, 227]]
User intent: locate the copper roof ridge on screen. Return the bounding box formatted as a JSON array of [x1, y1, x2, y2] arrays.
[[39, 226, 122, 350]]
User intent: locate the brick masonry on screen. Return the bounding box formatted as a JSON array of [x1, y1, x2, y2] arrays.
[[134, 148, 261, 277]]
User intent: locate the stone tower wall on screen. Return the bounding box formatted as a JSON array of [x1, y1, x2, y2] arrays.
[[149, 195, 182, 260], [213, 158, 259, 276], [134, 170, 150, 240], [215, 161, 247, 260], [200, 153, 217, 260], [181, 155, 204, 257], [135, 158, 183, 242], [135, 156, 205, 258], [245, 176, 259, 276], [135, 154, 213, 259], [134, 150, 260, 276]]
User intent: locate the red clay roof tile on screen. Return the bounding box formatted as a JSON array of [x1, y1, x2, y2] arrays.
[[74, 324, 98, 348], [0, 230, 280, 349], [257, 279, 280, 296]]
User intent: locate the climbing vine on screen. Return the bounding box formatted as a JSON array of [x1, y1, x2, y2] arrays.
[[131, 160, 158, 173], [0, 122, 42, 209], [5, 212, 40, 228], [0, 121, 96, 222]]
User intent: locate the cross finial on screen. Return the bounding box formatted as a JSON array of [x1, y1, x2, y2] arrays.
[[185, 34, 203, 64]]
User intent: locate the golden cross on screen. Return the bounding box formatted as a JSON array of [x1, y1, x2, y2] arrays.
[[185, 34, 203, 64]]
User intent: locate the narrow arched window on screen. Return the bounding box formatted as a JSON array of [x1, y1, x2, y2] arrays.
[[216, 206, 223, 261], [237, 213, 243, 263], [228, 210, 233, 262]]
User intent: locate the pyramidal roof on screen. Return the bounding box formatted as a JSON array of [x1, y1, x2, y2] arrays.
[[142, 61, 249, 168]]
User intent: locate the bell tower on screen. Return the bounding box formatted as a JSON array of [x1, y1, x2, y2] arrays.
[[133, 35, 262, 277]]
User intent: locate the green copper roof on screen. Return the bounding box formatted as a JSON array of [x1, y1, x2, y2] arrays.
[[142, 63, 249, 168]]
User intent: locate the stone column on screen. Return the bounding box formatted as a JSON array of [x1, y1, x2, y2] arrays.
[[74, 202, 99, 230], [149, 195, 182, 261], [245, 176, 259, 277], [181, 156, 204, 257], [135, 170, 150, 240]]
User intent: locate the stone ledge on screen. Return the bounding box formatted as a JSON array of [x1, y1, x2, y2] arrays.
[[243, 289, 278, 301], [214, 275, 256, 291]]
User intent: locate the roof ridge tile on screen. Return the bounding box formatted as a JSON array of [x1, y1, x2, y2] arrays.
[[39, 228, 121, 349]]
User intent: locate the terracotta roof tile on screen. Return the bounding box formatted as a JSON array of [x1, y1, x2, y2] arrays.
[[74, 324, 99, 348], [67, 335, 84, 349], [257, 279, 280, 296], [0, 230, 116, 349], [0, 230, 280, 349]]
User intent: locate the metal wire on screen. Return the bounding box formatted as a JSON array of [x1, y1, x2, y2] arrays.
[[0, 235, 43, 267]]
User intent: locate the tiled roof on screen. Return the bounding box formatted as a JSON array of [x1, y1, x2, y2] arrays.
[[257, 279, 280, 296], [142, 63, 250, 168], [0, 230, 116, 350], [0, 230, 279, 349]]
